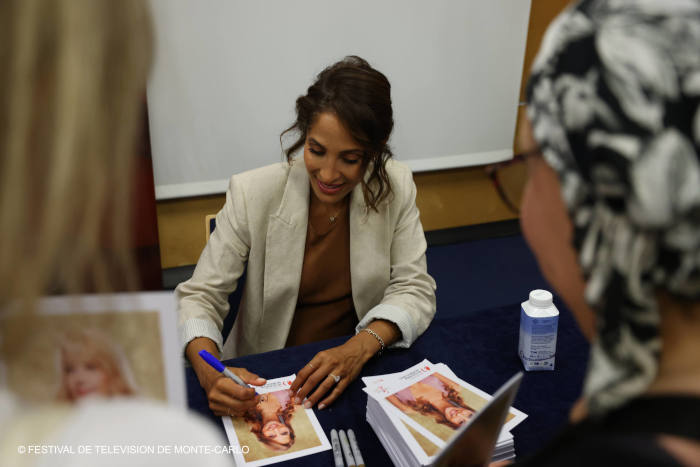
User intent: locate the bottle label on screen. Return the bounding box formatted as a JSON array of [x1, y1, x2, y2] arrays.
[[518, 306, 558, 371]]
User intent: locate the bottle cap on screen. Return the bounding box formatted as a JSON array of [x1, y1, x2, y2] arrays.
[[529, 289, 553, 308]]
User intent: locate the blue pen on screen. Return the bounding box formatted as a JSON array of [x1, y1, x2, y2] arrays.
[[198, 349, 259, 394]]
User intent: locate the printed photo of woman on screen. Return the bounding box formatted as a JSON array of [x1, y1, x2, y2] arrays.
[[55, 328, 137, 403], [228, 384, 329, 465], [243, 389, 296, 451], [387, 372, 477, 441]]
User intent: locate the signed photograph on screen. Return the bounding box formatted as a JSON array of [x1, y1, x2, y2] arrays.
[[223, 377, 330, 466]]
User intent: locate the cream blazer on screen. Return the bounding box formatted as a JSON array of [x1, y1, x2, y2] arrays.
[[176, 158, 436, 359]]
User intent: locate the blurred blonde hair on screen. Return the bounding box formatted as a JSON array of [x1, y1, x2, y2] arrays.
[[0, 0, 152, 308]]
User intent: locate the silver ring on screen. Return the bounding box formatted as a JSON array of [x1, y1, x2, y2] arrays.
[[308, 362, 314, 368], [329, 373, 341, 384]]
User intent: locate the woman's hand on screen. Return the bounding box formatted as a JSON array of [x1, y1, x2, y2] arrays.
[[204, 366, 265, 417], [290, 331, 380, 410], [291, 320, 400, 409], [186, 337, 266, 417]]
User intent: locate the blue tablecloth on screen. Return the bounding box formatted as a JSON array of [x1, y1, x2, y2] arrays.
[[186, 302, 589, 466]]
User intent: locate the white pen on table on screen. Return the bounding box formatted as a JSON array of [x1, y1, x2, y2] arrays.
[[347, 429, 365, 467], [330, 429, 344, 467], [339, 429, 356, 467]]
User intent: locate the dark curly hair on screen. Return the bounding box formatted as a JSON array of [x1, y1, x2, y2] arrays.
[[244, 394, 296, 451], [280, 55, 394, 211], [406, 386, 473, 430]]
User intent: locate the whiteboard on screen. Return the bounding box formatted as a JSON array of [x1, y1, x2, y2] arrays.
[[147, 0, 531, 199]]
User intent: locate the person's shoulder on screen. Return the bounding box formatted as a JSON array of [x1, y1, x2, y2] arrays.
[[70, 398, 224, 439], [1, 397, 232, 467], [230, 161, 291, 190], [225, 160, 305, 219], [385, 158, 412, 179], [71, 399, 231, 466], [226, 161, 297, 206], [383, 158, 415, 202]]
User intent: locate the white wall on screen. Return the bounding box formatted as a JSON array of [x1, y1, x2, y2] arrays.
[[147, 0, 531, 199]]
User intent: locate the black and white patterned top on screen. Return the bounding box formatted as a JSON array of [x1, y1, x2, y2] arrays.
[[526, 0, 700, 415]]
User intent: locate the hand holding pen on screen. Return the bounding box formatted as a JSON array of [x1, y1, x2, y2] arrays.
[[193, 346, 266, 417], [199, 350, 259, 391]]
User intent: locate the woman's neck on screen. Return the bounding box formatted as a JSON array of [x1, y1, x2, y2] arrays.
[[646, 294, 700, 396], [309, 190, 349, 214]]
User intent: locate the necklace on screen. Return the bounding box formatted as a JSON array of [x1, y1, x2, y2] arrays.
[[322, 201, 345, 224], [310, 194, 347, 226], [327, 201, 348, 223]]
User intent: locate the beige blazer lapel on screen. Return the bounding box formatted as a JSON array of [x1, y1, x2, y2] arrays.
[[261, 161, 309, 350], [349, 186, 391, 317]]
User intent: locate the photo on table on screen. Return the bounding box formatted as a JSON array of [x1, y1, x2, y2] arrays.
[[383, 364, 525, 443], [222, 376, 331, 466]]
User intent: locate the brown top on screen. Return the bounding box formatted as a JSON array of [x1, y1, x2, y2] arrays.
[[285, 198, 357, 347]]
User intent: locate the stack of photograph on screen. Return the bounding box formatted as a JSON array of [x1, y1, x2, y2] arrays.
[[363, 360, 526, 466]]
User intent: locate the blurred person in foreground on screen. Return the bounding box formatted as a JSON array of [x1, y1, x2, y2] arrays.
[[0, 1, 230, 465], [508, 0, 700, 465]]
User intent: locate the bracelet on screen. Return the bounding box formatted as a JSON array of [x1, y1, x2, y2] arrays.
[[361, 328, 385, 357]]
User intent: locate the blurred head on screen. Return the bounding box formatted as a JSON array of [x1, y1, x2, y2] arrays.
[[56, 328, 136, 402], [281, 56, 394, 211], [523, 0, 700, 413], [0, 0, 152, 309]]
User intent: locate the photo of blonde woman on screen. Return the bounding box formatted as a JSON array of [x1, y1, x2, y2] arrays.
[[0, 307, 169, 404], [55, 328, 136, 403]]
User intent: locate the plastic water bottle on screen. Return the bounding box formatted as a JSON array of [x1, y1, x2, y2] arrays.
[[518, 289, 559, 371]]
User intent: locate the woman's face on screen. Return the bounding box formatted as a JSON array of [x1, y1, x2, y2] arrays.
[[63, 353, 109, 400], [262, 420, 292, 445], [444, 406, 474, 426], [303, 112, 366, 207]]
